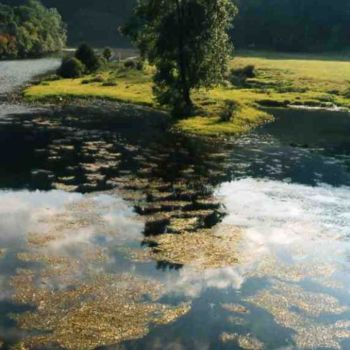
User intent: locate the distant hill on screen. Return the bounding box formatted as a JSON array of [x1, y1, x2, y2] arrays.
[[1, 0, 349, 52], [234, 0, 350, 52]]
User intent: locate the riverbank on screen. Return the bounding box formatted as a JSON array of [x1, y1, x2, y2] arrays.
[[24, 50, 350, 136]]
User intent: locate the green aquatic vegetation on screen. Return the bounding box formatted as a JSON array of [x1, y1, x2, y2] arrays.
[[148, 225, 242, 269], [120, 247, 153, 263], [221, 303, 250, 314], [167, 217, 200, 233], [12, 272, 191, 350], [311, 277, 345, 290], [220, 332, 264, 349], [245, 280, 350, 349], [248, 255, 336, 283], [10, 194, 191, 350], [227, 316, 247, 326]]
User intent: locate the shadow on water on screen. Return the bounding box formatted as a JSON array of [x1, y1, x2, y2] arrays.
[[0, 105, 233, 240]]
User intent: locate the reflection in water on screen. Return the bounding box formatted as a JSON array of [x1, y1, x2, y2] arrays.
[[1, 116, 350, 349], [0, 190, 191, 349], [1, 59, 350, 349]]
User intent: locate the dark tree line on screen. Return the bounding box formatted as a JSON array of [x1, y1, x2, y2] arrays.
[[233, 0, 350, 51], [1, 0, 135, 47], [1, 0, 349, 52]]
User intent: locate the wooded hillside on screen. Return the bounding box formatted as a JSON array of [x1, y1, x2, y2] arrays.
[[1, 0, 349, 51]]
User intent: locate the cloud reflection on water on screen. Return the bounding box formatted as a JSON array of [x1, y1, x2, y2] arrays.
[[167, 178, 350, 298]]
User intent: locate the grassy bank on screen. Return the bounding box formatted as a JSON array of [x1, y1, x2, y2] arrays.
[[25, 51, 350, 136]]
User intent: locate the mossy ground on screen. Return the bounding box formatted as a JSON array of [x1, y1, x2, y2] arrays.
[[25, 51, 350, 136]]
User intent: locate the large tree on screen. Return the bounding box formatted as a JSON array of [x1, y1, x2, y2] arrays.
[[124, 0, 237, 115]]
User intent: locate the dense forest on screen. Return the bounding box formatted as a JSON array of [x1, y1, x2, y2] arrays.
[[1, 0, 350, 52], [1, 0, 134, 48], [0, 0, 66, 58], [234, 0, 350, 51]]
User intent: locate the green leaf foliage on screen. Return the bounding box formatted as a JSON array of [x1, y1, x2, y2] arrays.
[[0, 0, 66, 59], [124, 0, 237, 116], [57, 57, 85, 78], [75, 43, 101, 73]]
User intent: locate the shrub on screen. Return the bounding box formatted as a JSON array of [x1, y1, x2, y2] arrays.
[[103, 47, 113, 61], [75, 44, 100, 72], [89, 75, 104, 83], [136, 59, 144, 71], [229, 65, 256, 85], [102, 81, 118, 86], [124, 59, 136, 69], [57, 57, 85, 78], [220, 101, 237, 122], [241, 65, 256, 78]]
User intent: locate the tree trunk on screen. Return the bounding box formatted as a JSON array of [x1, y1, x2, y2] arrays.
[[175, 0, 193, 111], [182, 85, 192, 110]]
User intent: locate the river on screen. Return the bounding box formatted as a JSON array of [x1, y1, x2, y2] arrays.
[[0, 59, 350, 350]]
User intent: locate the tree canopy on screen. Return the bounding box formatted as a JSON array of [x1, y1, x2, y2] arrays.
[[124, 0, 237, 115], [0, 0, 66, 59]]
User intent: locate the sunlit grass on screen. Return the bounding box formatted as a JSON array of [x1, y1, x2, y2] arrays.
[[25, 69, 154, 106], [25, 51, 350, 136]]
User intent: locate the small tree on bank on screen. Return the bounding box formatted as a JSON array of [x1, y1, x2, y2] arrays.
[[123, 0, 237, 116], [75, 43, 100, 73], [57, 57, 85, 78], [103, 47, 113, 61]]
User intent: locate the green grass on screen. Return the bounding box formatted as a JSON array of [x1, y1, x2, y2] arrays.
[[26, 66, 154, 106], [25, 51, 350, 136]]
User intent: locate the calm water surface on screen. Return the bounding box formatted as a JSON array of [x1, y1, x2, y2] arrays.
[[0, 60, 350, 350]]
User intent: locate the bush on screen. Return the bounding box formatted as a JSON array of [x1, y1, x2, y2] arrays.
[[75, 44, 100, 72], [89, 75, 104, 83], [102, 81, 118, 86], [124, 59, 136, 69], [103, 47, 113, 61], [57, 57, 85, 78], [80, 75, 105, 84], [229, 65, 256, 85], [220, 101, 237, 122], [136, 60, 145, 71], [240, 65, 256, 78]]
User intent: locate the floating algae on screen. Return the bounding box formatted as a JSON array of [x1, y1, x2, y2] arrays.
[[221, 303, 250, 314], [7, 191, 193, 350], [122, 247, 153, 263], [248, 255, 336, 283], [11, 270, 191, 350], [245, 280, 350, 349], [227, 316, 247, 326], [220, 332, 264, 349], [148, 225, 241, 269]]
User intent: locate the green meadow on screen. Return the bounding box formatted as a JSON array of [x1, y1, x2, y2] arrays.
[[25, 51, 350, 136]]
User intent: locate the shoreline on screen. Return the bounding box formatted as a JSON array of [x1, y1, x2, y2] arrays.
[[19, 50, 350, 137]]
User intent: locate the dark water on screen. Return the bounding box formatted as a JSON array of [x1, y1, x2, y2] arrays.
[[0, 60, 350, 350]]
